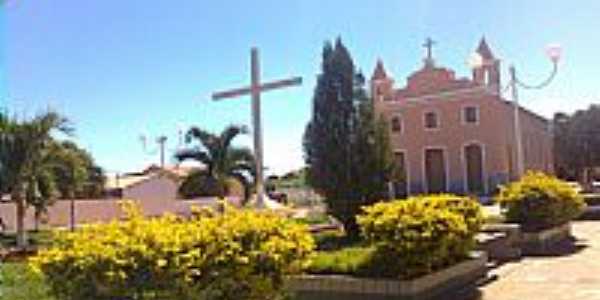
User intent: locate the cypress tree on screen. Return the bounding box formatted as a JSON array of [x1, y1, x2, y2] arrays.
[[303, 38, 393, 236]]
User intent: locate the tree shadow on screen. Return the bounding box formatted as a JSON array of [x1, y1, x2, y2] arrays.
[[444, 289, 484, 300], [577, 209, 600, 220], [525, 235, 588, 257]]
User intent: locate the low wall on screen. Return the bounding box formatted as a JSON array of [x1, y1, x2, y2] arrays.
[[478, 223, 522, 261], [0, 197, 232, 232], [521, 222, 572, 255], [290, 252, 487, 300]]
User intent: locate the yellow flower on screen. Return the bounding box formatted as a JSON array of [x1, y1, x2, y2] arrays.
[[29, 202, 315, 300]]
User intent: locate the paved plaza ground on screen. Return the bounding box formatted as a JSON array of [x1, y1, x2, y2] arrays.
[[452, 221, 600, 300]]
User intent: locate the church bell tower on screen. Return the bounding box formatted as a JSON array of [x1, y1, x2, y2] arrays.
[[473, 37, 501, 95]]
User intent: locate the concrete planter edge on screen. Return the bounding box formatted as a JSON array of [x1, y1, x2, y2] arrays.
[[289, 251, 487, 300], [520, 222, 572, 255]]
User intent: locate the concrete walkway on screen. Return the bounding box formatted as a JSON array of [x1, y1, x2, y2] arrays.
[[457, 221, 600, 300]]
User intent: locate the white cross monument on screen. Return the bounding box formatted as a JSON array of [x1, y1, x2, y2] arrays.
[[211, 47, 302, 207]]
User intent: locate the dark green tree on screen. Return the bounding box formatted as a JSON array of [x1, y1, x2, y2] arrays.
[[352, 82, 394, 202], [554, 105, 600, 184], [51, 141, 105, 199], [303, 38, 393, 235]]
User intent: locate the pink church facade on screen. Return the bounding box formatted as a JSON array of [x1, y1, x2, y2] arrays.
[[372, 38, 554, 196]]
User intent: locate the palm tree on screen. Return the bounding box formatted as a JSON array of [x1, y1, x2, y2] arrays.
[[48, 141, 89, 231], [175, 125, 255, 203], [25, 162, 58, 232], [0, 111, 71, 247]]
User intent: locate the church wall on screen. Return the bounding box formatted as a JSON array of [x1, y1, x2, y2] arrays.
[[370, 38, 553, 196], [378, 90, 516, 196]]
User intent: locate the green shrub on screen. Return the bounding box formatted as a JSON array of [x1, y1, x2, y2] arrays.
[[495, 172, 586, 231], [356, 195, 484, 279], [30, 202, 315, 300], [0, 263, 55, 300]]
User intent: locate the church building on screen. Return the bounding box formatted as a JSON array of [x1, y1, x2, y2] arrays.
[[371, 38, 553, 196]]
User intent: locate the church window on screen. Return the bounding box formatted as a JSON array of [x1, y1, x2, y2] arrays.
[[391, 116, 402, 133], [424, 111, 439, 129], [463, 106, 479, 124]]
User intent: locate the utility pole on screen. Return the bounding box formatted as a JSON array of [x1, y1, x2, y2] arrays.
[[140, 134, 169, 169], [156, 135, 167, 169], [510, 65, 525, 178]]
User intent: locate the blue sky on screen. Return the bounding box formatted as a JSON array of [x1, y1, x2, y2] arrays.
[[1, 1, 599, 175]]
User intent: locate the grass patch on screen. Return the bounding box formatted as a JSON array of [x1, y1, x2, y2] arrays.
[[0, 263, 54, 300], [308, 231, 375, 276], [308, 246, 374, 276], [294, 213, 331, 226]]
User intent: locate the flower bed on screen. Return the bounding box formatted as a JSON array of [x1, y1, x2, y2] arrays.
[[356, 194, 484, 279], [495, 172, 585, 232], [29, 202, 315, 300], [292, 251, 487, 300], [495, 172, 586, 255], [293, 195, 487, 299]]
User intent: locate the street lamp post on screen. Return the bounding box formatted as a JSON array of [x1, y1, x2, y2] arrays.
[[139, 127, 184, 169], [140, 134, 169, 169], [470, 43, 562, 178], [509, 65, 526, 177]]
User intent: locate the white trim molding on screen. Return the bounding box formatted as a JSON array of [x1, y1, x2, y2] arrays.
[[383, 85, 496, 105]]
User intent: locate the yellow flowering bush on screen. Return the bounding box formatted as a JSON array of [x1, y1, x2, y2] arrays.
[[29, 201, 315, 300], [495, 172, 586, 232], [356, 195, 483, 279]]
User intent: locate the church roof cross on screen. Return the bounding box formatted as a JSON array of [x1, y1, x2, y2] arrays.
[[422, 37, 436, 66]]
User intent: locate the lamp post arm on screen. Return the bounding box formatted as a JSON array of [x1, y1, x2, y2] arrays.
[[514, 61, 558, 90]]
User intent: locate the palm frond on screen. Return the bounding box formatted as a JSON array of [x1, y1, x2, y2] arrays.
[[186, 127, 217, 147], [225, 147, 255, 176], [175, 149, 212, 165], [176, 124, 254, 198], [220, 125, 247, 150], [227, 147, 255, 164], [34, 111, 73, 136]]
